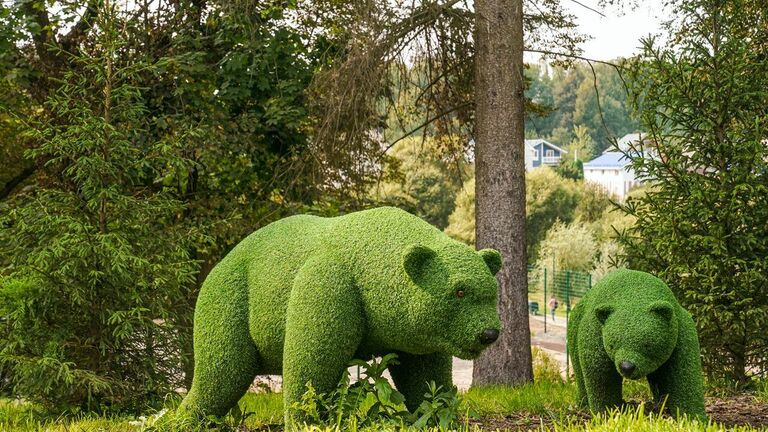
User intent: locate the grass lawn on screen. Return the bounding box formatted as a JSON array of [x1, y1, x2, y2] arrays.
[[1, 379, 766, 431]]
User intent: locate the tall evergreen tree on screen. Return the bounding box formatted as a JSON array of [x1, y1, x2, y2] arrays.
[[619, 0, 768, 384], [0, 3, 197, 410]]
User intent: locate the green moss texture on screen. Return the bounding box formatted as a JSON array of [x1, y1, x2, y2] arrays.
[[567, 269, 706, 420], [178, 207, 501, 423]]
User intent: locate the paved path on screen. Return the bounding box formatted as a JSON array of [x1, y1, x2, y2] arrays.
[[451, 313, 569, 390]]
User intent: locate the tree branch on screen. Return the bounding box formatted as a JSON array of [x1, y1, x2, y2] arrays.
[[0, 166, 36, 201], [19, 0, 59, 62], [379, 102, 471, 158], [525, 49, 625, 69], [60, 0, 102, 53]]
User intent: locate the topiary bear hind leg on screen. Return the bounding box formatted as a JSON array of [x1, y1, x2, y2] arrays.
[[389, 352, 453, 412], [179, 268, 260, 418]]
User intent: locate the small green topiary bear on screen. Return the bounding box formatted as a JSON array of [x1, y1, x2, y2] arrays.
[[178, 207, 501, 424], [567, 269, 706, 420]]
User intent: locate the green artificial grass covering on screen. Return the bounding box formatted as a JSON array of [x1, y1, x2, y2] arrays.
[[567, 269, 706, 420], [178, 207, 502, 424]]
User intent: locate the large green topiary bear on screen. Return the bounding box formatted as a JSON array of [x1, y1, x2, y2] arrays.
[[179, 207, 501, 423], [567, 269, 706, 420]]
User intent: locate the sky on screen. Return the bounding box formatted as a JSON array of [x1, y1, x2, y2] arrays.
[[533, 0, 671, 62]]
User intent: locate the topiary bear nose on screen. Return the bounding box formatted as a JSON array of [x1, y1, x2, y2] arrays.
[[620, 361, 636, 375], [479, 328, 499, 345]]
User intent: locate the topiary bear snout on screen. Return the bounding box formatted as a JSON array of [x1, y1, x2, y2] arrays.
[[479, 328, 500, 345], [619, 361, 636, 376]]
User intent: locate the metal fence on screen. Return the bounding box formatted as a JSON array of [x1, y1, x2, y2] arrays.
[[527, 266, 594, 379], [527, 266, 592, 329]]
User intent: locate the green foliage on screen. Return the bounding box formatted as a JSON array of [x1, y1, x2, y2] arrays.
[[0, 0, 377, 412], [372, 137, 469, 229], [525, 168, 581, 259], [0, 5, 197, 412], [410, 381, 463, 429], [592, 240, 626, 283], [462, 381, 576, 416], [526, 62, 639, 151], [536, 221, 599, 273], [290, 354, 409, 428], [550, 404, 719, 432], [567, 269, 705, 420], [444, 178, 476, 245], [555, 159, 584, 180], [178, 207, 501, 424], [531, 346, 564, 383], [556, 125, 595, 180], [6, 383, 768, 431], [575, 183, 613, 224], [289, 354, 464, 429], [567, 125, 598, 163], [619, 0, 768, 384], [444, 167, 581, 259]]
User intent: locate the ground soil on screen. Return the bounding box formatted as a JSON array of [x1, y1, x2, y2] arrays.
[[243, 395, 768, 431], [706, 394, 768, 428], [247, 314, 768, 430]]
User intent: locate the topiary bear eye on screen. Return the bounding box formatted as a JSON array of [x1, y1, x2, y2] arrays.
[[456, 289, 466, 298]]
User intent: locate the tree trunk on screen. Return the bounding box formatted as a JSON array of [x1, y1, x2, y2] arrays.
[[472, 0, 533, 385]]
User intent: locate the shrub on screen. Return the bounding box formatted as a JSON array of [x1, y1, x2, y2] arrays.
[[532, 346, 564, 383], [536, 221, 598, 273], [0, 5, 197, 411], [289, 354, 463, 429]]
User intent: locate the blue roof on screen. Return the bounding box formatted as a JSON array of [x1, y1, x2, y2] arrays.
[[584, 152, 630, 169]]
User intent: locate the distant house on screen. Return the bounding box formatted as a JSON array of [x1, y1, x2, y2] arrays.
[[525, 139, 567, 171], [584, 133, 644, 201], [468, 138, 566, 171]]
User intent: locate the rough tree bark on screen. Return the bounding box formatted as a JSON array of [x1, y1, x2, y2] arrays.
[[471, 0, 533, 385]]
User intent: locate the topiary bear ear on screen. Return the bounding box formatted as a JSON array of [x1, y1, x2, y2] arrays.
[[403, 244, 437, 283], [595, 304, 614, 324], [649, 301, 674, 322], [478, 248, 502, 276]]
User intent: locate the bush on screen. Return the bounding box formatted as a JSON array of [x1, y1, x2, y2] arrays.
[[532, 346, 563, 383], [289, 354, 463, 429], [372, 136, 468, 229], [0, 6, 197, 411], [536, 221, 598, 273]]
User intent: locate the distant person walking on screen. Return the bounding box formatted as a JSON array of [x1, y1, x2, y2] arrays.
[[548, 296, 559, 321]]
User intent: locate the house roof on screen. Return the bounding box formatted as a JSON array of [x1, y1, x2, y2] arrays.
[[525, 139, 568, 154], [584, 151, 631, 169], [603, 132, 645, 154]]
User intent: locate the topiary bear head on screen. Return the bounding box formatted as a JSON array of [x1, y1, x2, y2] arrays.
[[400, 241, 502, 359], [593, 270, 679, 380]]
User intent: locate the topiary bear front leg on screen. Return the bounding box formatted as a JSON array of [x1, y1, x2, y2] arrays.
[[647, 312, 706, 421], [581, 349, 623, 412], [282, 256, 364, 427], [388, 352, 453, 412]]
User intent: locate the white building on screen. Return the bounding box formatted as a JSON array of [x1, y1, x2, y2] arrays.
[[583, 134, 645, 200]]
